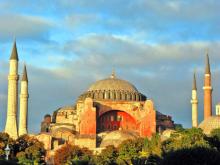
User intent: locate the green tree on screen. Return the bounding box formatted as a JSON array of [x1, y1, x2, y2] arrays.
[[117, 138, 144, 164], [142, 134, 162, 157], [162, 128, 209, 152], [95, 145, 118, 165], [54, 144, 93, 165], [207, 128, 220, 152], [15, 135, 45, 164], [161, 147, 220, 165]]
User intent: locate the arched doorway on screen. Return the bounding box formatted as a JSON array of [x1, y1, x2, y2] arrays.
[[97, 110, 137, 132]]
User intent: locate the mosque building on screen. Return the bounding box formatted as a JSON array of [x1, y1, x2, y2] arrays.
[[37, 68, 175, 152], [3, 42, 176, 161], [191, 53, 220, 134]]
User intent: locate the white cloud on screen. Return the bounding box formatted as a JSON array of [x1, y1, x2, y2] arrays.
[[0, 14, 53, 41]]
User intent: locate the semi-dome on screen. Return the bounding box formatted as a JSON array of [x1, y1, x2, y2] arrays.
[[100, 130, 139, 147], [199, 116, 220, 134], [78, 72, 146, 101]]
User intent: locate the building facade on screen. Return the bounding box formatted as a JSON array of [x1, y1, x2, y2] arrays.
[[38, 72, 175, 152]]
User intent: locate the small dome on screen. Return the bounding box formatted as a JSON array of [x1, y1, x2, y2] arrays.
[[78, 73, 146, 101], [52, 105, 76, 123], [100, 130, 139, 147], [199, 116, 220, 134]]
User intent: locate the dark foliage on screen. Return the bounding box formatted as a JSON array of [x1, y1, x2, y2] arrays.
[[161, 147, 220, 165]]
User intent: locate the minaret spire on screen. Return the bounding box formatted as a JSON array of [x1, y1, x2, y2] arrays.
[[203, 51, 212, 120], [191, 71, 198, 127], [205, 51, 210, 74], [192, 71, 197, 90], [10, 40, 19, 61], [19, 64, 29, 136], [22, 64, 28, 82]]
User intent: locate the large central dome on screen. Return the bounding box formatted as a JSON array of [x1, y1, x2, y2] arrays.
[[78, 72, 146, 101], [88, 75, 138, 93]]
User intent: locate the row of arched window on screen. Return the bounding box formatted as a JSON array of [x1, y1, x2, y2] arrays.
[[80, 90, 146, 101]]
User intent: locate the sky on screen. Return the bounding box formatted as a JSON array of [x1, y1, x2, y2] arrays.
[[0, 0, 220, 133]]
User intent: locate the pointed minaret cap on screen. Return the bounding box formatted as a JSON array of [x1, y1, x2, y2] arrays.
[[192, 71, 197, 90], [205, 50, 210, 74], [10, 40, 19, 61], [22, 64, 28, 82]]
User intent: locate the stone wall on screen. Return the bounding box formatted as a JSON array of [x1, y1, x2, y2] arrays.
[[74, 135, 96, 149], [79, 98, 96, 135]]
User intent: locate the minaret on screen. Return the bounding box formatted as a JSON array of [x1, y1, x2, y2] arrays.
[[5, 41, 19, 139], [19, 65, 29, 136], [203, 53, 212, 120], [191, 72, 198, 127]]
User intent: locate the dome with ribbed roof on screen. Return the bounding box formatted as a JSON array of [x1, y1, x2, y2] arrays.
[[199, 116, 220, 134], [88, 77, 138, 92], [78, 72, 146, 101]]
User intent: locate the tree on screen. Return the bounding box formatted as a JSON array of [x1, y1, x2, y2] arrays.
[[162, 128, 209, 152], [142, 134, 162, 157], [0, 132, 14, 160], [54, 144, 93, 165], [161, 147, 220, 165], [15, 135, 45, 164], [117, 138, 144, 164], [95, 145, 118, 165], [207, 128, 220, 152]]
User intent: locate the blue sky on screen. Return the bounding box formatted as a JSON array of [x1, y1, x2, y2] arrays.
[[0, 0, 220, 133]]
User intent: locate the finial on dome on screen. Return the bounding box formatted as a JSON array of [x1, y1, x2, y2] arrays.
[[110, 69, 116, 79]]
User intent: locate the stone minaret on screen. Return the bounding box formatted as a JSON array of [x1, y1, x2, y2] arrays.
[[19, 65, 29, 136], [203, 53, 212, 120], [191, 72, 198, 127], [5, 41, 19, 139]]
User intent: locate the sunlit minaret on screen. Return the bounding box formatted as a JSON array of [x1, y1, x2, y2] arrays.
[[191, 71, 198, 127], [203, 52, 212, 120], [5, 41, 19, 139], [19, 65, 29, 136]]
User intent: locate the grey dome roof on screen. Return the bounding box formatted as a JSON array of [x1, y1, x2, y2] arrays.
[[88, 77, 138, 93], [78, 73, 146, 102]]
